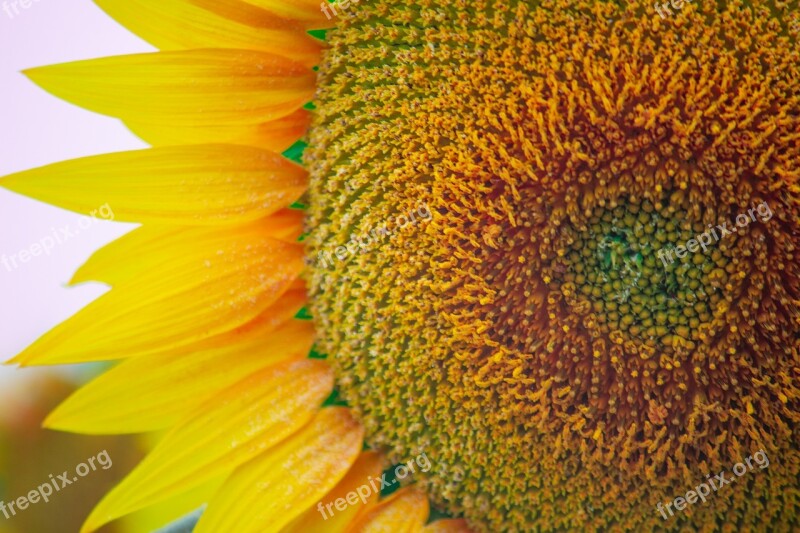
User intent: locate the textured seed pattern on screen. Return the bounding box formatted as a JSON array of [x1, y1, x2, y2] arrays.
[[305, 0, 800, 530]]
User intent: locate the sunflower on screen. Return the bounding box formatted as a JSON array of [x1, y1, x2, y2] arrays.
[[3, 0, 800, 531]]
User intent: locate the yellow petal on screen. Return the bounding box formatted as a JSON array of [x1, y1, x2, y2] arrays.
[[423, 519, 474, 533], [350, 487, 430, 533], [24, 49, 315, 127], [11, 224, 304, 365], [240, 0, 332, 29], [45, 292, 311, 434], [81, 359, 334, 533], [70, 212, 302, 287], [252, 208, 306, 242], [70, 225, 184, 287], [126, 109, 310, 152], [282, 451, 386, 533], [195, 407, 364, 533], [118, 473, 225, 533], [1, 145, 307, 225], [95, 0, 322, 66]]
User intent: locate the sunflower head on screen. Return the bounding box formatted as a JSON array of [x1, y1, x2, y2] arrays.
[[306, 0, 800, 530], [2, 0, 799, 531]]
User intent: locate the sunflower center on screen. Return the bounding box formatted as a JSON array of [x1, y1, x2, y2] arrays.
[[552, 196, 723, 350], [305, 0, 800, 531]]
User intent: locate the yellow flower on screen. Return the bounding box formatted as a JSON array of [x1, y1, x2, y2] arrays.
[[3, 0, 799, 532]]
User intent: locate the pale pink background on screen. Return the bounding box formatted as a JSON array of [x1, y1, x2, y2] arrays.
[[0, 0, 154, 383]]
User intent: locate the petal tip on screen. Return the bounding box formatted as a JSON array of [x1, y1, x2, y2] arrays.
[[6, 353, 27, 366], [41, 407, 65, 431]]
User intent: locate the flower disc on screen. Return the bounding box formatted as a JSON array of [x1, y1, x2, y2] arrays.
[[306, 0, 800, 530]]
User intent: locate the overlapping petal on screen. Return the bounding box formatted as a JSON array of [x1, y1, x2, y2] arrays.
[[81, 359, 333, 533], [9, 222, 304, 365], [350, 486, 430, 533], [1, 145, 307, 225], [125, 110, 311, 152], [69, 211, 303, 287], [282, 451, 385, 532], [95, 0, 322, 66], [195, 407, 364, 533], [24, 49, 315, 127], [238, 0, 332, 29], [45, 290, 311, 433]]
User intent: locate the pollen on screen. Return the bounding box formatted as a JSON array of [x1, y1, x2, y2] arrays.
[[305, 0, 800, 530]]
